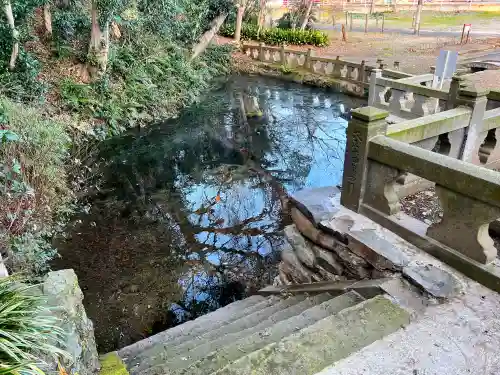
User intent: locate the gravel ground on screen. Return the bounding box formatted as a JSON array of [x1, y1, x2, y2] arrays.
[[400, 187, 443, 225], [217, 34, 500, 75], [400, 187, 500, 252]]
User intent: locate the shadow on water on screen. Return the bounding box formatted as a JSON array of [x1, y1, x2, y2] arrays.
[[53, 74, 366, 352]]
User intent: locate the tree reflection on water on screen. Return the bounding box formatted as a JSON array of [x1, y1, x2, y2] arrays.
[[53, 75, 365, 352]]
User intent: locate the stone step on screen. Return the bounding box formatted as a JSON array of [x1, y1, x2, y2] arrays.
[[177, 291, 366, 375], [118, 294, 270, 361], [139, 293, 337, 375], [213, 295, 410, 375], [129, 294, 309, 374]]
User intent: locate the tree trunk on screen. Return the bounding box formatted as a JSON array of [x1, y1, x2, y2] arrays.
[[3, 1, 18, 70], [370, 0, 376, 14], [44, 3, 53, 36], [234, 5, 245, 43], [300, 0, 313, 30], [414, 0, 422, 35], [257, 0, 267, 38], [191, 13, 228, 60], [88, 1, 110, 78]]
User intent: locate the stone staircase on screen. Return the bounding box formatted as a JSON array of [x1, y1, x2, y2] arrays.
[[102, 287, 410, 375]]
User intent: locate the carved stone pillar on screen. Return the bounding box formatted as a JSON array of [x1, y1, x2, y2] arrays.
[[368, 69, 382, 107], [333, 56, 342, 78], [388, 88, 406, 117], [363, 160, 402, 215], [426, 185, 500, 264], [341, 107, 389, 212]]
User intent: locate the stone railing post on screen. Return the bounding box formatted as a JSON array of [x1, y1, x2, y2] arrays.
[[259, 42, 265, 61], [456, 87, 490, 163], [280, 44, 286, 64], [340, 107, 389, 212], [359, 60, 366, 83], [446, 75, 467, 110], [305, 48, 313, 70], [333, 56, 342, 78], [427, 185, 500, 264], [368, 69, 382, 106]]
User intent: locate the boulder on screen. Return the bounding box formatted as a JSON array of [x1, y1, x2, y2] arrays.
[[289, 186, 340, 226], [347, 230, 410, 271], [280, 247, 314, 283], [311, 243, 344, 276], [43, 269, 100, 375], [284, 225, 316, 268], [403, 262, 463, 299]]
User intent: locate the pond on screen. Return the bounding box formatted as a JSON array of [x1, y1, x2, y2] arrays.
[[53, 75, 366, 353]]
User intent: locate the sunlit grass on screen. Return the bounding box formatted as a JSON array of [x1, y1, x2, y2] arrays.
[[385, 10, 500, 28]]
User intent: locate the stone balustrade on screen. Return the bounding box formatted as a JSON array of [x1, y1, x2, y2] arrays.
[[486, 90, 500, 110], [242, 43, 374, 90], [368, 78, 500, 195], [368, 69, 450, 121], [340, 106, 500, 292], [242, 43, 425, 97]]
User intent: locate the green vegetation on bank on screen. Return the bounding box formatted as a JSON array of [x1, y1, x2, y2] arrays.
[[0, 0, 234, 283], [220, 23, 329, 46], [0, 99, 70, 276]]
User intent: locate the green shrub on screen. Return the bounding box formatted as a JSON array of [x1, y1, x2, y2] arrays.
[[59, 36, 233, 135], [0, 98, 71, 275], [0, 98, 71, 214], [9, 232, 59, 276], [219, 23, 329, 46], [0, 276, 67, 374]]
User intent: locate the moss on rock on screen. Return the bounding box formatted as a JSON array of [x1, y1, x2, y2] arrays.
[[99, 353, 129, 375]]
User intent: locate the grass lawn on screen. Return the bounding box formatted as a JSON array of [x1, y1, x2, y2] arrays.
[[384, 10, 500, 28], [324, 10, 500, 29]]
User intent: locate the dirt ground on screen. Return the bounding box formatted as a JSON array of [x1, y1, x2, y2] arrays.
[[223, 33, 499, 73]]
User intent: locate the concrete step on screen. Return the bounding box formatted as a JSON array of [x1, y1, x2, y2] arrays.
[[119, 294, 270, 361], [214, 295, 410, 375], [130, 294, 309, 374], [178, 291, 366, 375], [139, 293, 337, 375]]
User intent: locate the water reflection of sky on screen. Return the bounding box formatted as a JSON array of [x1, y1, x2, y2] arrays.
[[176, 76, 364, 307]]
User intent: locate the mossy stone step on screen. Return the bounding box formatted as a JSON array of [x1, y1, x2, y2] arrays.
[[177, 291, 365, 375], [120, 295, 273, 363], [214, 295, 410, 375], [139, 293, 336, 375], [130, 295, 308, 374]]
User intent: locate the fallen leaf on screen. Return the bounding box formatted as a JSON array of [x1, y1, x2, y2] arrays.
[[58, 362, 69, 375]]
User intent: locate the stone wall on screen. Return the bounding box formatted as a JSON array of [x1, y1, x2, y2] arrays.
[[42, 269, 100, 375], [276, 186, 464, 303], [276, 187, 400, 286]]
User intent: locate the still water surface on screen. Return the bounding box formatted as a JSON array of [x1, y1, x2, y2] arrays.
[[54, 75, 365, 352]]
